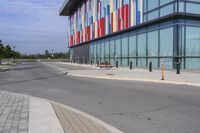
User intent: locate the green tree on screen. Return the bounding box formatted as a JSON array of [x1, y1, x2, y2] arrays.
[[0, 41, 3, 64], [45, 50, 50, 58], [3, 45, 12, 58]]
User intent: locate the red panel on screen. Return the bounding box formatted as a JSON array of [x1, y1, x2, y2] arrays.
[[70, 35, 73, 47], [125, 4, 129, 29], [77, 32, 80, 44], [98, 28, 100, 38], [87, 26, 90, 41], [85, 28, 87, 42], [100, 18, 105, 37], [122, 6, 125, 30]]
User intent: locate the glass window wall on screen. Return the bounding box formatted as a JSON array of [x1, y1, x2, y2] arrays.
[[160, 27, 173, 57]]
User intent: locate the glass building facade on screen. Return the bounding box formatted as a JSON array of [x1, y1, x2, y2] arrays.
[[60, 0, 200, 69]]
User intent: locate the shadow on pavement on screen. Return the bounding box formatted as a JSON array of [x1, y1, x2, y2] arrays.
[[0, 73, 68, 85]]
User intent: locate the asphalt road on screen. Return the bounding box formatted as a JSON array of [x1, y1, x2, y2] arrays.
[[0, 62, 200, 133]]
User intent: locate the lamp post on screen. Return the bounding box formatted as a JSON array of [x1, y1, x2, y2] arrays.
[[51, 50, 54, 61], [0, 40, 2, 64], [13, 46, 16, 63]]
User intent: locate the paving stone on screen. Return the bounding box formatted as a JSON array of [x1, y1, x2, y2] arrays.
[[0, 92, 29, 133], [52, 104, 112, 133]]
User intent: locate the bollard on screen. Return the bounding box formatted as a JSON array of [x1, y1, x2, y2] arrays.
[[176, 62, 180, 74], [161, 60, 165, 80], [97, 60, 100, 66], [116, 61, 119, 68], [91, 60, 93, 65], [130, 61, 133, 70], [149, 61, 152, 72]]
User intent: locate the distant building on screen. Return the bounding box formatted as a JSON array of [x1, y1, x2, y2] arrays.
[[60, 0, 200, 69]]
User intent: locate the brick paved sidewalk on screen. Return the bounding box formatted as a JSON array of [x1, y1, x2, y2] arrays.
[[0, 91, 29, 133], [0, 91, 122, 133]]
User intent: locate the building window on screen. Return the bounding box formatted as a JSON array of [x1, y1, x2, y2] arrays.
[[138, 33, 147, 57], [122, 37, 128, 67], [160, 27, 173, 69], [148, 30, 159, 57], [101, 41, 105, 61], [115, 38, 121, 65], [160, 4, 174, 17], [90, 44, 94, 59], [138, 33, 147, 67], [185, 26, 200, 69], [147, 10, 159, 21], [97, 41, 101, 61], [186, 2, 200, 14], [160, 27, 173, 57], [160, 0, 174, 6], [129, 35, 137, 57], [105, 40, 110, 60], [148, 0, 159, 10]]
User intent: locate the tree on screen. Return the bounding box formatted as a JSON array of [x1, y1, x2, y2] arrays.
[[45, 50, 50, 59], [4, 45, 12, 58], [0, 42, 3, 64], [0, 41, 21, 63]]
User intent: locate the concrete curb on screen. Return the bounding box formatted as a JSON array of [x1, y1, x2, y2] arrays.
[[0, 68, 9, 72], [2, 91, 123, 133], [67, 73, 200, 88]]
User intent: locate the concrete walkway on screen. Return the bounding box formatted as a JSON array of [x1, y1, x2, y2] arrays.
[[47, 62, 200, 88], [0, 91, 123, 133]]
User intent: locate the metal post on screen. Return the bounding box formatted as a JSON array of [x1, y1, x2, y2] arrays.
[[130, 61, 133, 70], [149, 61, 152, 72], [13, 46, 16, 63], [161, 60, 165, 80], [97, 60, 100, 66], [116, 61, 118, 68], [177, 61, 180, 74], [91, 60, 93, 65], [0, 40, 2, 65]]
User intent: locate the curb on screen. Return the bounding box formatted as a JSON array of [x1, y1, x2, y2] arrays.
[[0, 68, 9, 72], [67, 73, 200, 88], [1, 90, 123, 133]]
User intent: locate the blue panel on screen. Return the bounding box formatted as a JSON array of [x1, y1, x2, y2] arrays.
[[136, 0, 139, 24], [107, 5, 110, 15]]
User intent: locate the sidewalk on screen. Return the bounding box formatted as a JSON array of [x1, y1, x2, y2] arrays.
[[0, 65, 10, 72], [48, 62, 200, 88], [0, 91, 123, 133]]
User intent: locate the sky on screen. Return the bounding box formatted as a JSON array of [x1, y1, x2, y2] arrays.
[[0, 0, 68, 54]]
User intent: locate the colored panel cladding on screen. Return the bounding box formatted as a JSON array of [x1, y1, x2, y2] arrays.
[[118, 8, 121, 31], [111, 12, 114, 33], [100, 18, 105, 37], [68, 0, 143, 48]]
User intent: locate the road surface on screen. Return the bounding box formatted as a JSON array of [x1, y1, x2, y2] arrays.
[[0, 62, 200, 133]]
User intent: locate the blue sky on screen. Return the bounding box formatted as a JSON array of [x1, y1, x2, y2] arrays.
[[0, 0, 68, 54]]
